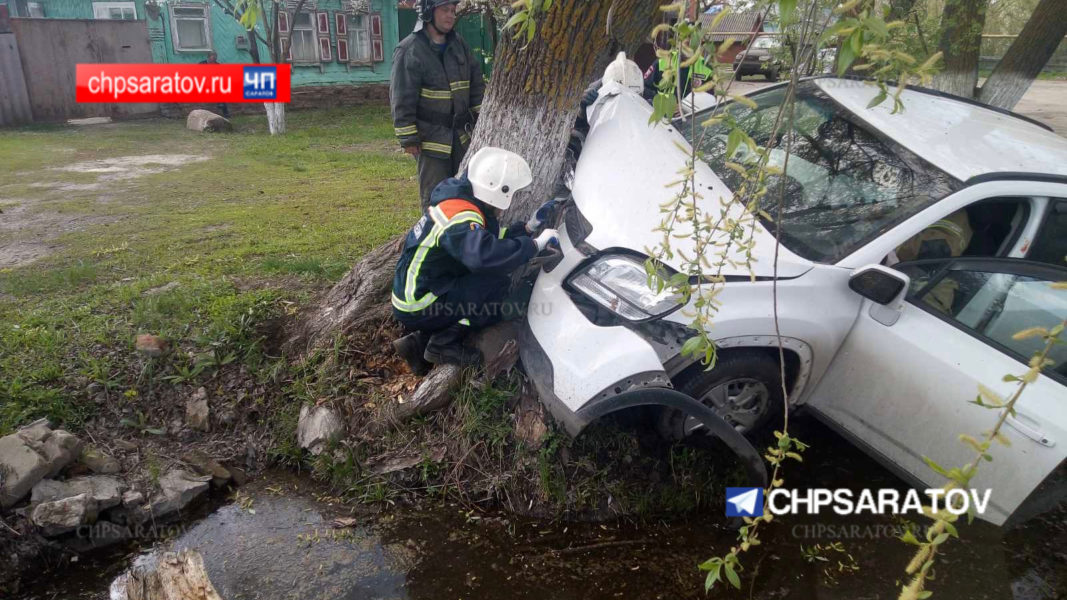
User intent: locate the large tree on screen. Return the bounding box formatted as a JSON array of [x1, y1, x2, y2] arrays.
[[931, 0, 987, 97], [976, 0, 1067, 108], [288, 0, 662, 351]]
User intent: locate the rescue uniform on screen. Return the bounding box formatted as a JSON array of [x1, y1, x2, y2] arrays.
[[894, 210, 973, 313], [390, 28, 485, 208], [391, 176, 538, 332], [645, 52, 713, 99]]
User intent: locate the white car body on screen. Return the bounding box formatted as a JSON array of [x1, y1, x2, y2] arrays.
[[521, 77, 1067, 526]]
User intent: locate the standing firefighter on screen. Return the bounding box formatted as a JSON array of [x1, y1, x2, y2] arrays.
[[390, 0, 485, 208], [391, 147, 560, 375]]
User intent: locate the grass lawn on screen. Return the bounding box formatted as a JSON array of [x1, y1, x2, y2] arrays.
[[0, 106, 420, 435]]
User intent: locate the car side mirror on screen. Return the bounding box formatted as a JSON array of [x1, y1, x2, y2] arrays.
[[849, 265, 910, 326]]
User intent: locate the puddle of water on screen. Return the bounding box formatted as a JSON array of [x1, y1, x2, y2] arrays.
[[14, 418, 1067, 600]]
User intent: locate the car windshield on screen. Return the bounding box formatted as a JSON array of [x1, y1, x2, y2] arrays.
[[752, 36, 777, 49], [678, 82, 960, 263]]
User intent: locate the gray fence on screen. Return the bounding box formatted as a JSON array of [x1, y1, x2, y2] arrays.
[[3, 17, 157, 125]]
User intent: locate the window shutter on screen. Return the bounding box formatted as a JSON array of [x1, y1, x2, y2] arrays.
[[281, 35, 292, 61], [370, 14, 383, 62], [277, 11, 289, 33], [316, 11, 329, 34], [335, 12, 347, 35], [336, 38, 349, 62], [319, 36, 332, 61]]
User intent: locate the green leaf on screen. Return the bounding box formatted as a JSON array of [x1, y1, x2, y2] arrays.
[[943, 521, 958, 538], [922, 456, 949, 478], [543, 0, 553, 11], [723, 562, 741, 589], [917, 592, 933, 599], [932, 532, 949, 545], [778, 0, 796, 23], [899, 529, 920, 545], [526, 21, 536, 43], [503, 11, 528, 30], [837, 41, 856, 76], [866, 89, 888, 109], [726, 127, 743, 158], [681, 335, 702, 358]]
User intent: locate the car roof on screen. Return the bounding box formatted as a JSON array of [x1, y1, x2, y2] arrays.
[[815, 78, 1067, 181]]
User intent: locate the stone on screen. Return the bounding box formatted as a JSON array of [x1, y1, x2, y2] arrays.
[[80, 447, 122, 474], [142, 281, 179, 296], [186, 109, 232, 133], [181, 450, 231, 488], [0, 434, 50, 508], [31, 493, 98, 536], [185, 387, 210, 432], [32, 429, 85, 477], [122, 490, 144, 507], [147, 469, 211, 519], [135, 334, 168, 357], [297, 405, 344, 456], [31, 475, 126, 509]]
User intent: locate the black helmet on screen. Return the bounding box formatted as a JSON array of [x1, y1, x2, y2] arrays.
[[420, 0, 459, 22]]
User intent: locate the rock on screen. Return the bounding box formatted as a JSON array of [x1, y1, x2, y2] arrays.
[[185, 387, 210, 432], [227, 466, 249, 487], [147, 469, 211, 519], [16, 420, 85, 478], [297, 405, 344, 456], [80, 447, 122, 474], [135, 334, 168, 357], [123, 490, 144, 507], [31, 493, 98, 536], [392, 365, 463, 421], [186, 109, 233, 133], [31, 475, 126, 509], [181, 450, 231, 488], [365, 446, 446, 476], [0, 434, 50, 508], [142, 281, 179, 296], [111, 549, 222, 600]]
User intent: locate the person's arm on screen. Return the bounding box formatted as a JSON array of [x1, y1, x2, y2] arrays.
[[468, 44, 486, 118], [439, 223, 537, 274], [390, 45, 421, 155]]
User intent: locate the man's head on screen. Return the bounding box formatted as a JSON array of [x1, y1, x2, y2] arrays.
[[206, 51, 218, 63], [467, 147, 533, 212], [420, 0, 459, 34]]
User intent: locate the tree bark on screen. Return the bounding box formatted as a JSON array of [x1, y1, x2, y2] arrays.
[[977, 0, 1067, 109], [464, 0, 663, 222], [291, 0, 661, 351], [931, 0, 988, 98]]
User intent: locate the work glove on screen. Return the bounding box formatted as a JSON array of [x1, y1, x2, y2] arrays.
[[526, 198, 560, 233], [534, 229, 560, 252]]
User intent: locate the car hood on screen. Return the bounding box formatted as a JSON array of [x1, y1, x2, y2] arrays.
[[572, 84, 813, 279], [736, 48, 774, 61]]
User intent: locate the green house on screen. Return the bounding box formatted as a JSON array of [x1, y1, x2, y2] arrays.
[[2, 0, 492, 88]]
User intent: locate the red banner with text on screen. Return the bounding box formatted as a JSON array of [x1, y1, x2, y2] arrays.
[[76, 64, 291, 103]]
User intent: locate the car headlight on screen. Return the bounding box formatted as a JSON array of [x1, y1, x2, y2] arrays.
[[567, 254, 685, 322]]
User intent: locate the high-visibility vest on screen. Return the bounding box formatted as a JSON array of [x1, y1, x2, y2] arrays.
[[658, 51, 713, 92]]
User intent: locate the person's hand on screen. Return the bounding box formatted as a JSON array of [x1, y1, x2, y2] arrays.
[[403, 145, 420, 157], [526, 198, 559, 233], [534, 228, 559, 251]]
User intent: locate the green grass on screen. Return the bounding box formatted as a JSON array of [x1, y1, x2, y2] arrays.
[[0, 106, 419, 435]]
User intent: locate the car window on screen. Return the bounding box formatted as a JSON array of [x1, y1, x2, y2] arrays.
[[909, 265, 1067, 377], [682, 83, 960, 263], [1028, 199, 1067, 268]]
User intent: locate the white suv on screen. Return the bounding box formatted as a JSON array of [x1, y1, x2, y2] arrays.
[[520, 77, 1067, 526]]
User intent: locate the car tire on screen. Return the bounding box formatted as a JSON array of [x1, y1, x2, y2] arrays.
[[658, 351, 784, 441]]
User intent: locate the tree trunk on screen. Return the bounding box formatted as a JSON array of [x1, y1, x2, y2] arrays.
[[977, 0, 1067, 109], [265, 102, 286, 134], [291, 0, 661, 351], [465, 0, 662, 222], [931, 0, 988, 98]]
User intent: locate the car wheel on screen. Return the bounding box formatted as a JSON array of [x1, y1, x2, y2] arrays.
[[659, 351, 784, 441]]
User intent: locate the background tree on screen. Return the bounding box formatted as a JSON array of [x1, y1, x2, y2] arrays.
[[931, 0, 987, 97], [976, 0, 1067, 108]]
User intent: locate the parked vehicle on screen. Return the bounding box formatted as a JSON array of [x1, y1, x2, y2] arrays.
[[521, 75, 1067, 526], [733, 36, 785, 81]]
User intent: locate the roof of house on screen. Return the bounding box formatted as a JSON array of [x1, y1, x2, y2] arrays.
[[700, 12, 762, 42]]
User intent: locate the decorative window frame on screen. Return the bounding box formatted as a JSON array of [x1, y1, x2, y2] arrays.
[[168, 3, 212, 53]]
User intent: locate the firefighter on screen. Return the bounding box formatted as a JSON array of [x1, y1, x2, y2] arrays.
[[890, 209, 974, 313], [391, 147, 560, 374], [390, 0, 485, 209]]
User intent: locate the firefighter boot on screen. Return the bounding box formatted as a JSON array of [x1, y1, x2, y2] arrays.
[[423, 323, 482, 366], [392, 331, 433, 376]]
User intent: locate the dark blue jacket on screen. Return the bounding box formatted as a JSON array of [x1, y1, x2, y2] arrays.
[[391, 176, 537, 313]]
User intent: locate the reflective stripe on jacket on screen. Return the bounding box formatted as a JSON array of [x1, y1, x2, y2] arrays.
[[391, 176, 537, 313], [389, 30, 486, 159]]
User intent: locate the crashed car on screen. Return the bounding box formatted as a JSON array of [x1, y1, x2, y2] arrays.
[[520, 75, 1067, 526]]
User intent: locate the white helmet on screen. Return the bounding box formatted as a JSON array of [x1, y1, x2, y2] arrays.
[[602, 51, 643, 94], [467, 147, 533, 211]]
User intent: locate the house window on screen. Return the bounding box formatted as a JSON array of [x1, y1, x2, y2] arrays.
[[170, 5, 212, 51], [290, 12, 318, 62], [26, 2, 45, 17], [348, 14, 372, 62], [93, 1, 137, 19]]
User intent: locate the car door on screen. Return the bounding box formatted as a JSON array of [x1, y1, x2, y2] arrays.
[[807, 258, 1067, 525]]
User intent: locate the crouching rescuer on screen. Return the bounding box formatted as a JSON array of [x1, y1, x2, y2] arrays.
[[391, 147, 560, 374]]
